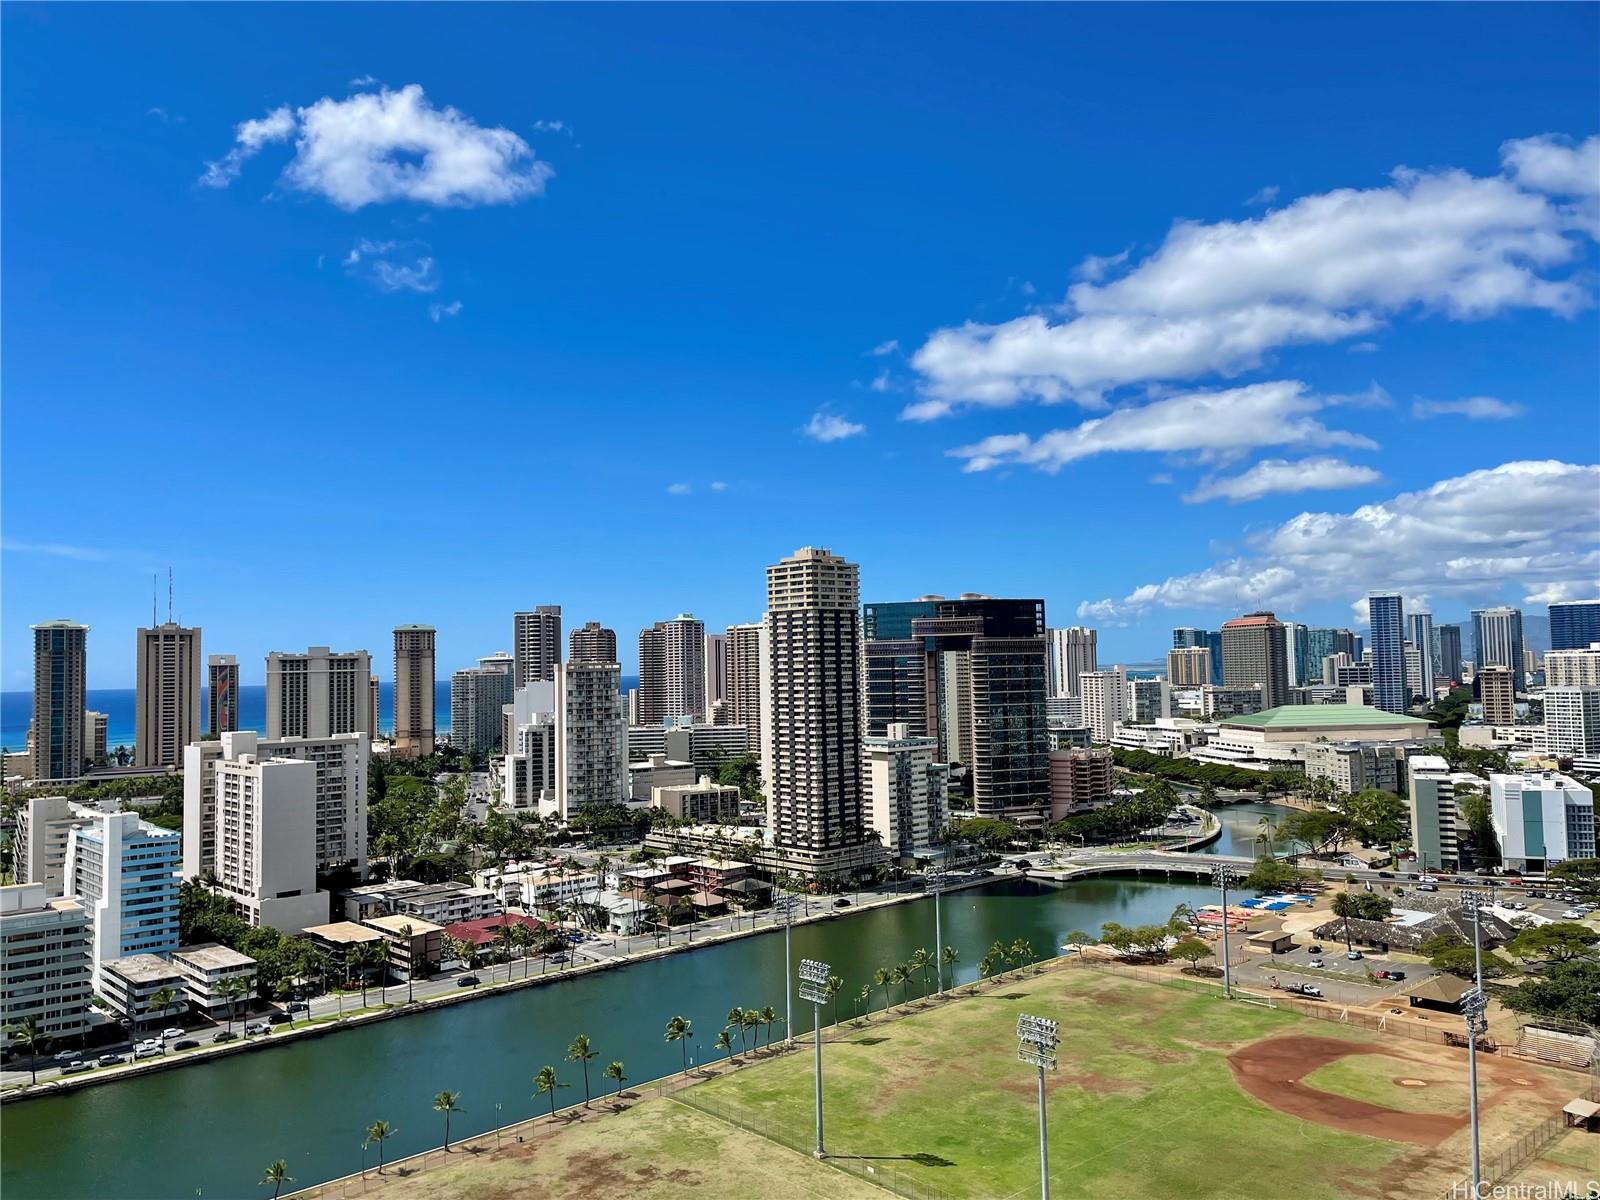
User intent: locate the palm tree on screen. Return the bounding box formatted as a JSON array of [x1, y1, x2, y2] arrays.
[[493, 923, 517, 975], [726, 1007, 747, 1053], [941, 945, 959, 990], [741, 1007, 761, 1051], [760, 1004, 779, 1047], [978, 954, 995, 988], [1010, 938, 1033, 973], [6, 1017, 49, 1084], [715, 1029, 735, 1064], [873, 966, 892, 1012], [908, 948, 932, 998], [148, 984, 179, 1035], [259, 1159, 292, 1199], [890, 964, 910, 1005], [534, 1065, 568, 1117], [433, 1090, 462, 1151], [217, 975, 249, 1035], [856, 983, 872, 1021], [1331, 891, 1359, 953], [398, 924, 417, 1002], [364, 1121, 394, 1175], [664, 1015, 693, 1073], [605, 1060, 627, 1097], [1256, 814, 1279, 856], [823, 976, 843, 1026], [350, 943, 377, 1007], [567, 1034, 598, 1106], [512, 923, 535, 979]]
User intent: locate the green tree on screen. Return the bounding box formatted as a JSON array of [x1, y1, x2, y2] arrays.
[[741, 1007, 761, 1050], [872, 966, 891, 1011], [1243, 857, 1303, 893], [1170, 940, 1214, 971], [940, 945, 959, 989], [1010, 938, 1033, 972], [760, 1003, 779, 1046], [364, 1121, 394, 1175], [714, 1028, 735, 1063], [259, 1160, 292, 1199], [567, 1034, 598, 1106], [605, 1060, 627, 1096], [1330, 892, 1360, 954], [1499, 959, 1600, 1025], [1505, 922, 1600, 965], [216, 975, 248, 1036], [1341, 789, 1407, 846], [148, 985, 179, 1034], [726, 1006, 746, 1053], [433, 1090, 462, 1151], [5, 1016, 50, 1084], [1420, 934, 1513, 979], [398, 923, 418, 1002], [890, 964, 910, 1004], [857, 983, 873, 1020], [533, 1065, 568, 1116], [664, 1015, 693, 1073]]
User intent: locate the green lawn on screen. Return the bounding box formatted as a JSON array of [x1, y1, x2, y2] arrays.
[[686, 970, 1408, 1199], [1303, 1054, 1468, 1116]]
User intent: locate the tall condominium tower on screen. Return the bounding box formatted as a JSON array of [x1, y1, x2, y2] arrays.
[[1407, 611, 1437, 701], [865, 595, 1049, 823], [1221, 612, 1290, 709], [1438, 624, 1464, 683], [513, 606, 562, 687], [451, 665, 515, 757], [1046, 627, 1097, 698], [1366, 593, 1407, 714], [1174, 626, 1224, 686], [1479, 666, 1515, 725], [762, 547, 875, 874], [568, 621, 618, 664], [207, 654, 240, 735], [555, 661, 626, 816], [637, 614, 706, 725], [393, 625, 437, 759], [704, 631, 728, 718], [1284, 623, 1311, 687], [1472, 607, 1526, 676], [31, 620, 88, 781], [1166, 646, 1211, 686], [1546, 644, 1600, 688], [1549, 600, 1600, 651], [725, 622, 764, 753], [265, 646, 373, 740], [135, 623, 201, 768], [1078, 668, 1127, 743]]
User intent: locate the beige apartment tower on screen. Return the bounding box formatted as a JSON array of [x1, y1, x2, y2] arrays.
[[135, 622, 201, 769], [1479, 665, 1516, 725], [514, 606, 562, 687], [393, 625, 437, 759], [725, 622, 764, 753], [638, 614, 707, 725], [568, 621, 618, 664], [266, 647, 373, 741], [1166, 646, 1212, 687], [31, 620, 89, 782]]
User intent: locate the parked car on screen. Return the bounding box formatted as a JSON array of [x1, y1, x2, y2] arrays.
[[246, 1021, 272, 1035], [61, 1061, 92, 1075], [1295, 983, 1324, 997], [53, 1050, 81, 1062], [834, 898, 851, 908], [1306, 945, 1324, 955], [288, 1001, 309, 1013], [132, 1045, 162, 1060], [456, 975, 479, 987], [1307, 959, 1325, 969], [173, 1039, 200, 1051], [1346, 950, 1364, 960], [96, 1053, 125, 1066], [1562, 910, 1584, 919], [266, 1012, 290, 1025], [212, 1031, 237, 1044], [160, 1027, 184, 1040]]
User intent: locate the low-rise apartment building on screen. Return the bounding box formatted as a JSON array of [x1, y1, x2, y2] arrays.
[[99, 953, 186, 1024], [171, 943, 257, 1019], [0, 882, 92, 1049]]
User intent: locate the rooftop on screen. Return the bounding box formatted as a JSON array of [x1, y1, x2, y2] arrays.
[[1221, 705, 1429, 730], [103, 953, 182, 985], [173, 942, 256, 971], [303, 921, 387, 945], [363, 913, 444, 935]]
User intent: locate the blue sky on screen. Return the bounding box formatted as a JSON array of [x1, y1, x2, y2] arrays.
[[3, 4, 1597, 687]]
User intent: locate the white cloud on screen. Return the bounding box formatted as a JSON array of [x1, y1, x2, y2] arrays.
[[349, 75, 380, 88], [947, 381, 1374, 474], [1245, 185, 1280, 207], [869, 371, 892, 393], [869, 339, 900, 357], [1348, 341, 1380, 353], [1500, 134, 1600, 198], [710, 481, 728, 492], [1183, 456, 1381, 504], [342, 239, 438, 293], [1411, 395, 1526, 420], [201, 85, 553, 210], [532, 119, 570, 135], [1072, 249, 1130, 282], [909, 141, 1595, 415], [1075, 460, 1600, 620], [803, 411, 866, 442], [428, 300, 463, 322], [666, 483, 692, 496], [200, 105, 295, 188]]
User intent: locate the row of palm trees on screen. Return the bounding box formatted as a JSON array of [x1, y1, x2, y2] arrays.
[[867, 945, 962, 1012]]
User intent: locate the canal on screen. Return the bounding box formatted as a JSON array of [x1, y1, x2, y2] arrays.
[[1205, 800, 1298, 859], [1, 875, 1220, 1200]]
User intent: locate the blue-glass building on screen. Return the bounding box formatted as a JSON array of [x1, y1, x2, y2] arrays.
[[1549, 600, 1600, 651], [1367, 593, 1407, 713]]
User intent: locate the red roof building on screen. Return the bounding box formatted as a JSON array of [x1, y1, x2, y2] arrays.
[[443, 913, 550, 948]]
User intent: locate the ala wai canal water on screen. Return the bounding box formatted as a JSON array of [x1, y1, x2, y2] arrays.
[[0, 868, 1251, 1200]]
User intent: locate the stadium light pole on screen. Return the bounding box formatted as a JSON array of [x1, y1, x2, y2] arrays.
[[1461, 987, 1488, 1195], [927, 863, 947, 995], [1016, 1014, 1059, 1200], [775, 895, 799, 1047], [1210, 863, 1237, 999], [799, 958, 832, 1158]]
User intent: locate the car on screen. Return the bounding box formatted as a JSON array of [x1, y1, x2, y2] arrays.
[[173, 1039, 201, 1051], [1307, 959, 1325, 968], [1406, 872, 1420, 880], [1419, 883, 1439, 892], [1296, 984, 1323, 997], [288, 1001, 309, 1013], [1346, 950, 1364, 961], [53, 1050, 82, 1062], [212, 1031, 238, 1043], [1386, 970, 1406, 980], [160, 1027, 184, 1040], [1418, 875, 1438, 884], [96, 1053, 125, 1067], [1505, 901, 1527, 910], [135, 1038, 161, 1052], [1377, 871, 1395, 879], [1562, 910, 1584, 919], [456, 975, 479, 987], [61, 1061, 92, 1075], [267, 1012, 290, 1025], [833, 898, 851, 908], [1306, 945, 1324, 955], [246, 1021, 272, 1036], [132, 1045, 162, 1060]]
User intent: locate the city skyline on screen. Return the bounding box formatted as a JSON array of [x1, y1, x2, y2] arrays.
[[3, 5, 1598, 688]]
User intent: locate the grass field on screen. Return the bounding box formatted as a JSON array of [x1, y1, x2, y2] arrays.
[[319, 963, 1588, 1200]]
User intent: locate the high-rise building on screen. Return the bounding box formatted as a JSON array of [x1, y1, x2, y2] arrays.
[[1407, 755, 1472, 872], [478, 651, 515, 678], [1438, 624, 1464, 684], [207, 654, 240, 736], [1366, 593, 1407, 714], [15, 794, 76, 895], [1221, 612, 1289, 709], [725, 622, 764, 753], [1404, 644, 1423, 703], [64, 811, 181, 987], [1549, 600, 1600, 651], [1307, 627, 1359, 670], [637, 614, 707, 725], [1126, 676, 1170, 724], [450, 665, 515, 757], [1544, 687, 1600, 758], [1284, 623, 1311, 687], [555, 661, 626, 816], [1078, 668, 1127, 743], [762, 547, 878, 874], [31, 620, 88, 782], [568, 621, 617, 664], [1049, 748, 1115, 820], [1407, 612, 1436, 701], [1546, 643, 1600, 688], [265, 647, 373, 740], [862, 722, 949, 860], [135, 623, 201, 769], [1172, 627, 1208, 649], [864, 596, 1049, 822], [513, 606, 562, 687], [1479, 666, 1516, 725], [1472, 607, 1526, 677], [1166, 646, 1211, 686], [0, 883, 92, 1050], [704, 631, 728, 718], [86, 711, 108, 768], [1489, 772, 1595, 874], [369, 675, 381, 738], [1047, 627, 1097, 698], [393, 626, 436, 759]]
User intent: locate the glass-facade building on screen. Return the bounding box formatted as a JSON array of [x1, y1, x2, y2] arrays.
[[1472, 607, 1526, 677], [1367, 593, 1407, 714], [1549, 600, 1600, 651]]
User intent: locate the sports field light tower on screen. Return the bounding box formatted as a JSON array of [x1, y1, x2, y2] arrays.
[[1209, 863, 1237, 999], [1016, 1013, 1060, 1200], [926, 863, 947, 994], [775, 895, 799, 1046], [1461, 987, 1489, 1194], [799, 958, 832, 1157]]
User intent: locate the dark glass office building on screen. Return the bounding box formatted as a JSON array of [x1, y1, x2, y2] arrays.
[[1549, 600, 1600, 651]]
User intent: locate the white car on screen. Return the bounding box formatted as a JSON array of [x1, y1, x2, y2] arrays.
[[1417, 875, 1438, 884], [1561, 909, 1584, 919], [160, 1027, 184, 1040], [132, 1043, 162, 1060]]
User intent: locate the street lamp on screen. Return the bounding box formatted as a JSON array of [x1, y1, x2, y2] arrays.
[[1016, 1014, 1059, 1200], [1461, 987, 1489, 1194], [775, 895, 799, 1047], [799, 958, 832, 1158], [1210, 864, 1237, 999], [926, 864, 947, 995]]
